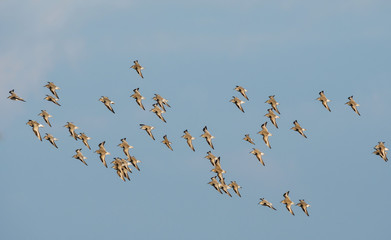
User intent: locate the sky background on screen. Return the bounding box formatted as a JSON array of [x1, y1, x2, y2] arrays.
[[1, 0, 391, 239]]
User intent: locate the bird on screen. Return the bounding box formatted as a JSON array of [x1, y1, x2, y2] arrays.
[[95, 141, 110, 168], [7, 89, 26, 102], [26, 120, 44, 141], [264, 108, 279, 129], [111, 157, 132, 181], [208, 177, 222, 194], [345, 96, 360, 116], [78, 133, 91, 150], [250, 148, 265, 166], [265, 95, 280, 114], [243, 134, 255, 145], [259, 198, 277, 210], [130, 60, 144, 78], [118, 138, 133, 158], [230, 96, 245, 113], [291, 120, 307, 138], [296, 199, 310, 216], [205, 151, 218, 166], [150, 104, 166, 123], [130, 88, 145, 110], [281, 191, 295, 216], [373, 142, 388, 162], [38, 110, 52, 127], [73, 149, 88, 166], [228, 181, 242, 197], [219, 182, 232, 197], [182, 130, 195, 151], [43, 133, 58, 148], [44, 95, 61, 106], [140, 124, 155, 140], [153, 94, 171, 111], [99, 96, 115, 113], [162, 135, 173, 151], [234, 85, 249, 100], [201, 126, 215, 149], [44, 82, 60, 99], [316, 91, 331, 112], [257, 122, 272, 149], [64, 122, 79, 141], [128, 155, 141, 171]]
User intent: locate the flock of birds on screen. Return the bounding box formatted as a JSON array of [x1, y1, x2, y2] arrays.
[[7, 60, 389, 217]]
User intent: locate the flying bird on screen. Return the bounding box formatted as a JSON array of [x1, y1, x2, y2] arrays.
[[228, 181, 242, 197], [205, 151, 218, 166], [230, 96, 245, 113], [64, 122, 79, 141], [153, 94, 171, 111], [111, 157, 132, 181], [281, 191, 295, 216], [73, 149, 88, 166], [264, 108, 279, 128], [162, 135, 173, 151], [130, 88, 145, 110], [219, 182, 232, 197], [43, 133, 58, 148], [44, 82, 60, 99], [250, 148, 265, 166], [38, 110, 52, 127], [291, 120, 307, 138], [259, 198, 277, 210], [234, 85, 249, 100], [150, 104, 166, 123], [99, 96, 115, 113], [296, 199, 310, 216], [118, 138, 133, 158], [140, 124, 155, 140], [130, 60, 144, 78], [182, 130, 195, 151], [26, 120, 44, 141], [345, 96, 360, 116], [78, 133, 91, 150], [257, 122, 272, 149], [128, 155, 141, 171], [373, 142, 388, 162], [201, 126, 215, 149], [44, 95, 61, 106], [208, 177, 222, 194], [316, 91, 331, 112], [7, 89, 26, 102], [243, 134, 255, 145], [95, 141, 110, 168], [265, 95, 280, 114]]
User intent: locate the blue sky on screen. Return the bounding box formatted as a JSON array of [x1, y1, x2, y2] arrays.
[[1, 1, 391, 239]]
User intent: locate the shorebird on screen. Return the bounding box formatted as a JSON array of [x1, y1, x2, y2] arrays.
[[182, 130, 195, 151], [264, 108, 279, 128], [230, 96, 245, 113], [259, 198, 277, 210], [118, 138, 133, 158], [162, 135, 173, 151], [234, 85, 249, 100], [291, 120, 307, 138], [130, 88, 145, 110], [43, 133, 58, 148], [73, 149, 88, 166], [345, 96, 360, 116], [140, 124, 155, 140], [219, 182, 232, 197], [257, 122, 272, 149], [44, 95, 60, 106], [243, 134, 255, 145], [130, 60, 144, 78], [201, 126, 215, 149], [38, 110, 52, 127], [7, 89, 26, 102], [112, 157, 132, 181], [44, 82, 60, 99], [99, 96, 115, 113], [228, 181, 242, 197], [95, 141, 110, 168], [150, 104, 166, 123], [265, 95, 280, 114], [128, 155, 141, 171], [250, 148, 265, 166], [78, 133, 91, 150], [373, 142, 388, 162], [64, 122, 79, 140], [208, 177, 222, 194], [281, 191, 295, 216], [26, 120, 44, 141], [153, 94, 170, 111], [296, 199, 310, 216], [316, 91, 331, 112], [205, 151, 218, 166]]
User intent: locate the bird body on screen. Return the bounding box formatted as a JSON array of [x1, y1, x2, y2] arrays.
[[316, 91, 331, 112], [26, 120, 44, 141], [291, 120, 307, 138], [257, 122, 272, 149], [140, 124, 155, 140], [7, 89, 26, 102], [230, 96, 245, 113], [281, 191, 295, 215], [99, 96, 115, 113], [201, 126, 215, 149], [234, 85, 249, 100], [345, 96, 360, 116], [182, 130, 195, 151], [130, 60, 144, 78], [73, 149, 88, 166], [95, 141, 110, 168]]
